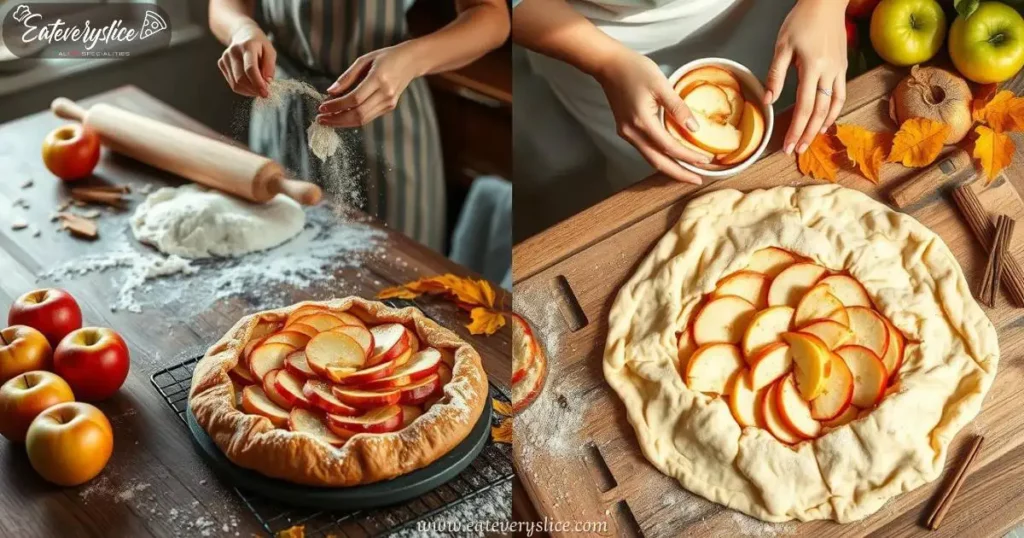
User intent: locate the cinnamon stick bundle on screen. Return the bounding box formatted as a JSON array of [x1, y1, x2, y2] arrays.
[[979, 216, 1015, 307], [951, 186, 1024, 307], [927, 435, 984, 530]]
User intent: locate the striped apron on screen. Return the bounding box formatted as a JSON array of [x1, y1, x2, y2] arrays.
[[250, 0, 446, 251]]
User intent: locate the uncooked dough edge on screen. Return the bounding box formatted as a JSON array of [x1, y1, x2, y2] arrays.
[[603, 185, 998, 523]]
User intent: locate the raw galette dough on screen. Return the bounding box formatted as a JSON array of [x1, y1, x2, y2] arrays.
[[604, 185, 998, 523]]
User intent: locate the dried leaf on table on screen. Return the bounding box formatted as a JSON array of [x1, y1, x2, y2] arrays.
[[972, 83, 999, 121], [492, 398, 513, 416], [797, 133, 843, 182], [887, 118, 950, 167], [975, 90, 1024, 132], [835, 124, 892, 183], [492, 418, 512, 444], [467, 307, 505, 335], [276, 525, 305, 538], [972, 125, 1015, 184], [376, 286, 419, 300]]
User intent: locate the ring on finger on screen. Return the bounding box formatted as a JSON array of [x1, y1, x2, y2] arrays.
[[816, 87, 832, 97]]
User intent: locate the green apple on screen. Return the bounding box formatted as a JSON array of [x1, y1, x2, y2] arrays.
[[949, 2, 1024, 84], [869, 0, 947, 66]]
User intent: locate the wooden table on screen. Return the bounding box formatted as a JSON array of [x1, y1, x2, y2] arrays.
[[512, 65, 1024, 537], [0, 85, 511, 538]]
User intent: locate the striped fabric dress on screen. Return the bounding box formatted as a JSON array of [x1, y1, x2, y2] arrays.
[[250, 0, 446, 251]]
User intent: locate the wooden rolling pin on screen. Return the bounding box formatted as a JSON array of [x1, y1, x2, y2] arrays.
[[889, 148, 972, 208], [51, 97, 322, 206]]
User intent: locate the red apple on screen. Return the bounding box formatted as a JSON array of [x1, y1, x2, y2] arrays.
[[26, 402, 112, 486], [8, 288, 83, 347], [52, 327, 130, 401], [0, 371, 75, 442], [0, 326, 53, 385], [41, 125, 101, 181], [846, 18, 858, 49], [847, 0, 880, 18]]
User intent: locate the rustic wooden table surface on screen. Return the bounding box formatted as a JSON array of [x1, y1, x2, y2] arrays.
[[0, 85, 511, 538], [511, 65, 1024, 537]]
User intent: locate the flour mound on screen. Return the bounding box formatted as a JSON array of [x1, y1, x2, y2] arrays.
[[131, 185, 305, 259]]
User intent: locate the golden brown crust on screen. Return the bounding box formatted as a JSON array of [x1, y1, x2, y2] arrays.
[[189, 297, 489, 487]]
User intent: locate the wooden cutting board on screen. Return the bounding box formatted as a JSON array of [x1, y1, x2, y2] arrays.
[[512, 65, 1024, 537]]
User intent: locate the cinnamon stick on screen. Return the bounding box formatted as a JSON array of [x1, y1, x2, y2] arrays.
[[979, 216, 1015, 307], [69, 187, 124, 207], [927, 435, 984, 530], [56, 212, 98, 239], [952, 185, 1024, 307]]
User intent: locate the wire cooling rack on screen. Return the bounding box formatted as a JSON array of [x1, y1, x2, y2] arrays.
[[151, 355, 513, 537]]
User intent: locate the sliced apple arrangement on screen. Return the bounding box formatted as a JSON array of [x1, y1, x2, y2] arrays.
[[676, 247, 906, 444], [665, 66, 766, 169], [230, 304, 457, 446], [512, 313, 547, 413]]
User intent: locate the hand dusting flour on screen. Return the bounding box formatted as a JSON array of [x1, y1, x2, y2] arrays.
[[256, 78, 340, 163], [131, 185, 305, 258]]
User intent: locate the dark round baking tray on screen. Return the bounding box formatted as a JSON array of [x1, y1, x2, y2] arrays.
[[185, 397, 491, 510]]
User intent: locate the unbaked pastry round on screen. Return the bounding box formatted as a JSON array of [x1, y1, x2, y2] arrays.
[[604, 185, 998, 523], [189, 297, 489, 487]]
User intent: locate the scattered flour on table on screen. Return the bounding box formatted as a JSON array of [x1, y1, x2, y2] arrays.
[[131, 185, 306, 258], [730, 512, 797, 536], [390, 480, 511, 538], [41, 205, 385, 314]]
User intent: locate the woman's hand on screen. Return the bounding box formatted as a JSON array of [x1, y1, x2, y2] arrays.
[[218, 21, 276, 98], [593, 50, 710, 185], [766, 0, 849, 155], [317, 43, 423, 128]]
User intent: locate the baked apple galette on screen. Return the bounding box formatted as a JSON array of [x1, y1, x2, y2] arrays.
[[605, 186, 998, 523], [189, 297, 488, 486]]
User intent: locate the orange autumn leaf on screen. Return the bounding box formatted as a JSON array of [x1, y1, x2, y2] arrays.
[[835, 124, 892, 183], [887, 118, 950, 167], [467, 307, 506, 335], [491, 417, 512, 443], [276, 526, 306, 538], [797, 133, 843, 182], [376, 286, 419, 300], [377, 274, 497, 309], [975, 90, 1024, 132], [973, 125, 1015, 185], [972, 84, 999, 122], [493, 398, 513, 416]]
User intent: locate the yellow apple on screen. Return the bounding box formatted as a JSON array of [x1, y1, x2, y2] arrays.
[[869, 0, 946, 66], [949, 2, 1024, 83]]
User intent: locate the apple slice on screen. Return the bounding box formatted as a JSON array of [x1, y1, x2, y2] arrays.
[[728, 371, 765, 428], [329, 348, 411, 385], [249, 342, 296, 381], [719, 85, 744, 127], [692, 296, 757, 346], [760, 381, 801, 444], [407, 330, 421, 355], [836, 346, 886, 408], [793, 284, 846, 328], [674, 66, 741, 95], [845, 306, 889, 359], [683, 112, 742, 154], [287, 323, 320, 339], [513, 314, 538, 385], [438, 348, 455, 368], [437, 362, 453, 387], [326, 405, 404, 436], [331, 325, 374, 357], [284, 350, 316, 379], [397, 374, 441, 405], [274, 370, 313, 409], [713, 271, 770, 309], [741, 306, 794, 359], [368, 324, 411, 366], [400, 404, 424, 427], [818, 275, 871, 307], [748, 342, 793, 390], [682, 83, 733, 119], [880, 317, 905, 380], [810, 353, 854, 420], [302, 380, 360, 416], [776, 374, 822, 439], [285, 305, 328, 326], [798, 320, 853, 350], [666, 119, 716, 161], [360, 348, 443, 390], [288, 408, 345, 447], [823, 405, 860, 429], [263, 330, 311, 349], [746, 247, 798, 278], [326, 311, 367, 329], [332, 386, 402, 409], [684, 343, 744, 395], [262, 369, 293, 409], [305, 331, 366, 377], [676, 328, 697, 379], [781, 332, 830, 400], [229, 363, 256, 385], [242, 337, 266, 364], [767, 263, 828, 307], [241, 385, 289, 427], [291, 313, 346, 332], [719, 102, 765, 165]]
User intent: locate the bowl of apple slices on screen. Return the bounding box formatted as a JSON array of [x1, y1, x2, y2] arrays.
[[662, 58, 774, 178]]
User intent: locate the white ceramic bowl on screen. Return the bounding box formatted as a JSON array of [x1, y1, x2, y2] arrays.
[[661, 57, 774, 179]]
